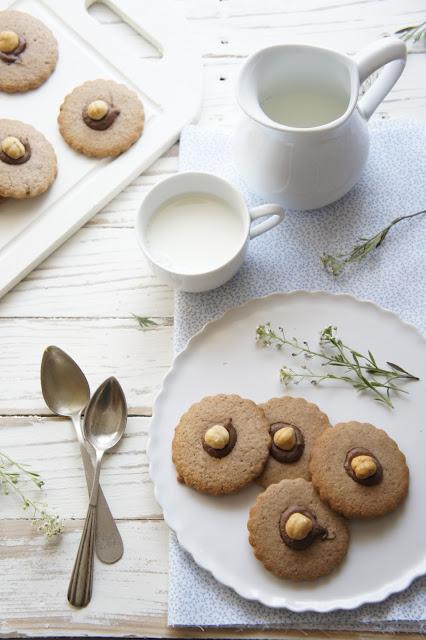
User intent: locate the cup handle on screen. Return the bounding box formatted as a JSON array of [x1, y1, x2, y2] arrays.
[[249, 204, 285, 239], [354, 37, 407, 121]]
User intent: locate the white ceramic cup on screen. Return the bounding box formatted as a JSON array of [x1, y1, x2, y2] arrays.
[[136, 171, 284, 292]]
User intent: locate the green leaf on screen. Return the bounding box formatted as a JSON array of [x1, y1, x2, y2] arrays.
[[386, 362, 419, 380]]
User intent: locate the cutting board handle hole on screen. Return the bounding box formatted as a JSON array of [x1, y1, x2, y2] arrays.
[[86, 1, 162, 59]]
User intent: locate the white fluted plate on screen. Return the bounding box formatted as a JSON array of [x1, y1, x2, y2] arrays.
[[148, 292, 426, 612]]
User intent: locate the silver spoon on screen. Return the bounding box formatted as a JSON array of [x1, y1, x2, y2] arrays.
[[41, 346, 123, 564], [68, 376, 127, 608]]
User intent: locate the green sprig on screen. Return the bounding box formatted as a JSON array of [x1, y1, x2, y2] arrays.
[[133, 314, 158, 330], [394, 21, 426, 43], [256, 324, 419, 408], [0, 451, 63, 537], [321, 209, 426, 276]]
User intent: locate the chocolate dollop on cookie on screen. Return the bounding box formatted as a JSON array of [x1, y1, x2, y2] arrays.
[[202, 419, 237, 458], [0, 31, 26, 64], [279, 505, 331, 550], [344, 447, 383, 486], [0, 135, 31, 164], [270, 422, 305, 463], [83, 99, 120, 131]]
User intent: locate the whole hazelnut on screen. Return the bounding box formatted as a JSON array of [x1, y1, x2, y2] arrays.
[[204, 424, 229, 450], [1, 136, 25, 160], [86, 99, 109, 121], [0, 30, 19, 53], [284, 512, 313, 540], [273, 426, 296, 450], [351, 454, 377, 480]]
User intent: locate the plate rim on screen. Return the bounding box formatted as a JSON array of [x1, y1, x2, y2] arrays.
[[148, 290, 426, 612]]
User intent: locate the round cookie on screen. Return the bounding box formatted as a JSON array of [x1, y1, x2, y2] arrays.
[[248, 478, 349, 581], [0, 119, 57, 198], [258, 396, 331, 487], [0, 11, 58, 93], [58, 79, 145, 158], [172, 394, 271, 495], [310, 421, 409, 518]]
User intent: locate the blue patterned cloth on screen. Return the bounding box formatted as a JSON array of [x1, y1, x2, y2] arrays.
[[168, 121, 426, 630]]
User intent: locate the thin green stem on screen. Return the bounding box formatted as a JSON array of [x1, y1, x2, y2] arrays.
[[322, 209, 426, 276], [0, 451, 43, 487], [257, 324, 419, 409], [266, 327, 416, 379], [395, 21, 426, 42], [0, 451, 63, 537]]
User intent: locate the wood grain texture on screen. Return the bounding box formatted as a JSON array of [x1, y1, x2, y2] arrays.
[[0, 417, 160, 519], [1, 0, 425, 637], [0, 319, 172, 415], [0, 519, 169, 637], [0, 227, 174, 319]]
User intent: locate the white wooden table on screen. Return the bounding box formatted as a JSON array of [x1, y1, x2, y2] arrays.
[[1, 1, 425, 638]]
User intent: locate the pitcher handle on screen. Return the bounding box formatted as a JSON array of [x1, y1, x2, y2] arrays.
[[249, 204, 284, 239], [354, 37, 407, 121]]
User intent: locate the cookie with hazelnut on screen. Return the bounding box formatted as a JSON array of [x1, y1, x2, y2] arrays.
[[0, 10, 58, 93], [248, 478, 349, 580], [0, 119, 57, 198], [172, 394, 271, 495], [58, 79, 145, 158], [258, 396, 331, 487], [309, 421, 409, 518]]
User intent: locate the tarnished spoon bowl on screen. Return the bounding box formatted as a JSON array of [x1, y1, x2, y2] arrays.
[[41, 346, 89, 418], [84, 377, 127, 450]]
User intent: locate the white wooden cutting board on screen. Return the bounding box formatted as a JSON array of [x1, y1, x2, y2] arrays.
[[0, 0, 202, 299]]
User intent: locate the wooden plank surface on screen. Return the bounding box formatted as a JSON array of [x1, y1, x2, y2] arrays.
[[1, 0, 425, 637], [0, 319, 172, 415], [0, 417, 160, 519]]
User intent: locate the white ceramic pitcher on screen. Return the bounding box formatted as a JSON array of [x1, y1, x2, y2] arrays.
[[233, 38, 407, 210]]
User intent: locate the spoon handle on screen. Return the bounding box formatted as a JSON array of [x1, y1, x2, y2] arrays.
[[80, 443, 123, 563], [73, 416, 123, 564], [67, 503, 96, 608]]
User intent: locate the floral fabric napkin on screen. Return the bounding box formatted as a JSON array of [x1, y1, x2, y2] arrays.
[[168, 120, 426, 630]]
